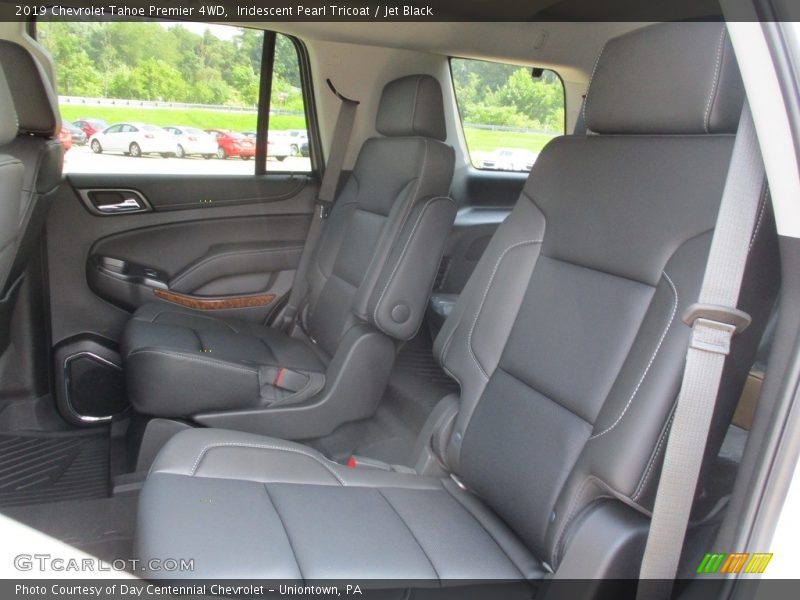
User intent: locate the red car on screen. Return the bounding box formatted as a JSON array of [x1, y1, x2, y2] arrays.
[[72, 118, 108, 138], [205, 129, 255, 160], [58, 126, 72, 151]]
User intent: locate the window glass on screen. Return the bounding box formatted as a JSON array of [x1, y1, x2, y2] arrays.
[[269, 34, 310, 172], [450, 58, 565, 171], [37, 21, 311, 174]]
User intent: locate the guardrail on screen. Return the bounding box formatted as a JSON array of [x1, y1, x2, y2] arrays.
[[58, 96, 303, 116], [463, 122, 559, 135]]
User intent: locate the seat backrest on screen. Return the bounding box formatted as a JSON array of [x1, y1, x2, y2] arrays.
[[434, 22, 780, 568], [0, 62, 25, 296], [303, 74, 455, 356], [0, 40, 63, 295]]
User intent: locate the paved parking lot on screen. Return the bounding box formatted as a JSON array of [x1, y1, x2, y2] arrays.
[[63, 145, 312, 176]]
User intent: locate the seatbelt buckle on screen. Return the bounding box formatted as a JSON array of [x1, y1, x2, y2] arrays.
[[315, 199, 332, 219], [272, 367, 310, 393], [682, 303, 752, 355]]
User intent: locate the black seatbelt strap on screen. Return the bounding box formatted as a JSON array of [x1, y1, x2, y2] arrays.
[[281, 80, 359, 332]]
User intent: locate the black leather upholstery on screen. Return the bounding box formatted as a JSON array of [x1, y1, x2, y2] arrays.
[[0, 41, 60, 137], [136, 23, 779, 582], [0, 41, 63, 296], [375, 74, 448, 141], [122, 303, 328, 416], [122, 74, 456, 417], [584, 22, 743, 135], [138, 428, 545, 581], [0, 65, 17, 144], [0, 63, 24, 295]]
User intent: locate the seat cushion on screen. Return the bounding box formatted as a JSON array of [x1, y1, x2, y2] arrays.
[[122, 304, 328, 417], [137, 428, 545, 583]]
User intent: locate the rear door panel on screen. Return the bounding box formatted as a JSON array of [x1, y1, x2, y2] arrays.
[[47, 173, 317, 346]]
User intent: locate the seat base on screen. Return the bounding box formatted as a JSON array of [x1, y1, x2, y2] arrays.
[[122, 303, 328, 417], [136, 428, 545, 582]]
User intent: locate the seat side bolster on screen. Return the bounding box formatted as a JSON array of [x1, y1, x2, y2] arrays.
[[433, 196, 546, 471], [352, 139, 455, 319], [124, 349, 260, 417]]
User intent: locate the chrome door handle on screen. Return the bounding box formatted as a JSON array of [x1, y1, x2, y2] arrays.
[[79, 189, 151, 215], [96, 197, 143, 213]]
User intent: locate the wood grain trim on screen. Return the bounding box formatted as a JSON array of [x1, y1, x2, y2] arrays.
[[154, 289, 275, 310]]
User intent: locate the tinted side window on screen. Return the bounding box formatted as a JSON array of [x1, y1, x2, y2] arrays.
[[268, 34, 311, 172], [450, 57, 565, 172], [38, 22, 312, 174]]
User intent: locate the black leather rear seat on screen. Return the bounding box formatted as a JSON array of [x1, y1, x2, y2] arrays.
[[135, 23, 779, 583], [122, 75, 456, 436]]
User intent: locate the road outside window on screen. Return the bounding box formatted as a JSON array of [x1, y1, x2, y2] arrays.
[[37, 21, 311, 174], [451, 57, 564, 171]]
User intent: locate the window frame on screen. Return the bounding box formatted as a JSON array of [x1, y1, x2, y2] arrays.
[[448, 56, 567, 173], [31, 17, 320, 177], [263, 32, 322, 176]]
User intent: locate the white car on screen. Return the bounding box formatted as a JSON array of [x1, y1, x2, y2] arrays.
[[240, 131, 292, 161], [268, 136, 292, 161], [89, 122, 176, 158], [162, 126, 218, 159], [281, 129, 309, 156], [479, 148, 539, 171]]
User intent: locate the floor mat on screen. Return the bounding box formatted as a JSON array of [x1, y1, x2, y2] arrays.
[[0, 431, 110, 507], [1, 495, 137, 562], [394, 330, 460, 393]]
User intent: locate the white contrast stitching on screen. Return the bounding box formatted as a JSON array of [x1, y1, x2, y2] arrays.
[[589, 272, 678, 440], [551, 475, 624, 567], [372, 196, 455, 330], [438, 304, 462, 375], [467, 239, 541, 381], [410, 75, 423, 134], [582, 41, 607, 131], [632, 404, 676, 501], [552, 477, 592, 565], [551, 476, 598, 566], [703, 28, 727, 134], [190, 442, 346, 485], [147, 309, 239, 333], [127, 349, 257, 375]]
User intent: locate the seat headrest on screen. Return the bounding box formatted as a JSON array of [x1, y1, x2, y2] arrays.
[[0, 41, 60, 137], [376, 74, 447, 141], [0, 64, 19, 145], [585, 23, 744, 135]]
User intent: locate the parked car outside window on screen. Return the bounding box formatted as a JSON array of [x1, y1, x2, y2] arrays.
[[162, 126, 218, 159], [89, 123, 176, 158], [205, 128, 256, 160]]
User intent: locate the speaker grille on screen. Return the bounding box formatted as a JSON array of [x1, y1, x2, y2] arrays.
[[65, 354, 128, 419]]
